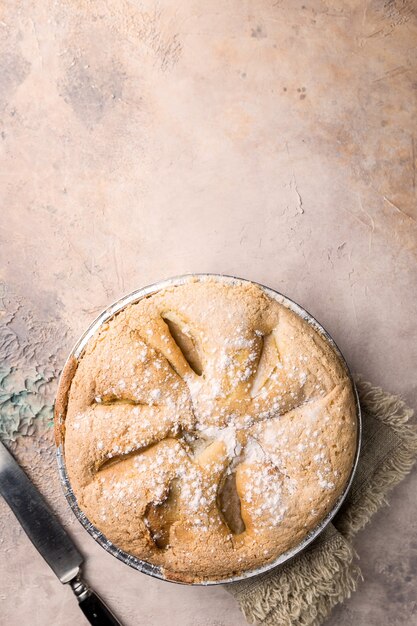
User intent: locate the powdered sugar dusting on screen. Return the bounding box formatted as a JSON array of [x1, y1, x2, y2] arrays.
[[66, 278, 356, 578]]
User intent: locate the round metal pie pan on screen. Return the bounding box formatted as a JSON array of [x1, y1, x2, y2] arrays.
[[56, 273, 362, 585]]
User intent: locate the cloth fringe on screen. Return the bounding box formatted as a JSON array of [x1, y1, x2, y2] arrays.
[[338, 377, 417, 539], [232, 533, 360, 626]]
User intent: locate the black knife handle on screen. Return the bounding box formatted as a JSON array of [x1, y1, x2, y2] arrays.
[[78, 590, 122, 626], [71, 577, 123, 626]]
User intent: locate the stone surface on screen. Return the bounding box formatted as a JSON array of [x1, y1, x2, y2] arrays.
[[0, 0, 416, 625]]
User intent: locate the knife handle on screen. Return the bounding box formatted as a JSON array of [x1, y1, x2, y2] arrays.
[[71, 577, 123, 626], [78, 590, 123, 626]]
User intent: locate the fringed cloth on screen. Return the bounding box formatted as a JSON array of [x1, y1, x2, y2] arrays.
[[225, 379, 417, 626]]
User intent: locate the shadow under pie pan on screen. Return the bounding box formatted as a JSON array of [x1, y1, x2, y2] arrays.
[[55, 273, 362, 586]]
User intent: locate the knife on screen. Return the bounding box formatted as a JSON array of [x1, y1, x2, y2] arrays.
[[0, 440, 123, 625]]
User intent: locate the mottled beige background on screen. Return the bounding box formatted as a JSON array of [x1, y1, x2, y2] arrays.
[[0, 0, 416, 624]]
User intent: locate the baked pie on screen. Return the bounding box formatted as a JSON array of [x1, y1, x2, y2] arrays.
[[55, 278, 358, 582]]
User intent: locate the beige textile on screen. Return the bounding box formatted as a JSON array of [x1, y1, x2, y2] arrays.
[[225, 379, 417, 626]]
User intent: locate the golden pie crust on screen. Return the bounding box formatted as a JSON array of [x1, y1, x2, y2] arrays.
[[56, 278, 358, 582]]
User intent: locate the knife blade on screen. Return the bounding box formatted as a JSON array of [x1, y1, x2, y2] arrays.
[[0, 440, 82, 582], [0, 440, 123, 625]]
